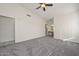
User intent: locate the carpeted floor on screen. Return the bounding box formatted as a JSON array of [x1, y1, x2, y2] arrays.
[[0, 36, 79, 56]]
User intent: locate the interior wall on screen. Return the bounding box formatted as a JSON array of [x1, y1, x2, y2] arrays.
[[0, 4, 45, 43], [0, 16, 15, 43], [54, 10, 79, 43]]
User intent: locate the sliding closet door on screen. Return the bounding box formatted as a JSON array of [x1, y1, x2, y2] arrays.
[[0, 16, 15, 46]]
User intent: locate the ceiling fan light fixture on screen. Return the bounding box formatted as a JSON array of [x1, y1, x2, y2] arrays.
[[41, 4, 46, 8]]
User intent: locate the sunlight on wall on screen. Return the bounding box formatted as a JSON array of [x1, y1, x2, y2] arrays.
[[72, 17, 79, 38]]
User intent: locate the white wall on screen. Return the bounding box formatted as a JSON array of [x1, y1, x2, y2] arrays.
[[0, 4, 45, 43], [54, 10, 79, 43], [0, 16, 14, 42]]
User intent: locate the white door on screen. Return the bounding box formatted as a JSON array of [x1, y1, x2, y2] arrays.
[[0, 16, 15, 43]]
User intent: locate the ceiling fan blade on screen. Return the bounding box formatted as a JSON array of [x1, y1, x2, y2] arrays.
[[43, 7, 46, 11], [46, 4, 53, 6], [36, 6, 41, 9], [39, 3, 43, 4]]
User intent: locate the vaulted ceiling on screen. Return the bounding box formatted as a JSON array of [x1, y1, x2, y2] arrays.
[[20, 3, 79, 20]]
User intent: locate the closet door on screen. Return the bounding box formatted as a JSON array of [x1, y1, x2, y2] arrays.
[[0, 16, 15, 46]]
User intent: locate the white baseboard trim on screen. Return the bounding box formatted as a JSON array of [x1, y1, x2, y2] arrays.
[[0, 40, 15, 47], [15, 35, 45, 43], [63, 37, 74, 41]]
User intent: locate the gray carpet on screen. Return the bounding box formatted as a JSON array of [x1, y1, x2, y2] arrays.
[[0, 36, 79, 56]]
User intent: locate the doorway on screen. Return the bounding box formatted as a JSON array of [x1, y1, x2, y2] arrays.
[[45, 18, 54, 37]]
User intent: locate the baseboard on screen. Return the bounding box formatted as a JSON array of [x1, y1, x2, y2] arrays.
[[63, 37, 74, 41], [0, 40, 15, 47], [62, 37, 79, 43], [15, 35, 45, 43]]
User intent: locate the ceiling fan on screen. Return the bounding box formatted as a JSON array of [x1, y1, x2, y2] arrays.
[[36, 3, 53, 11]]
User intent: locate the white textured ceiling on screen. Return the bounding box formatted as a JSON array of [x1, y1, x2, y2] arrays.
[[20, 3, 79, 20]]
